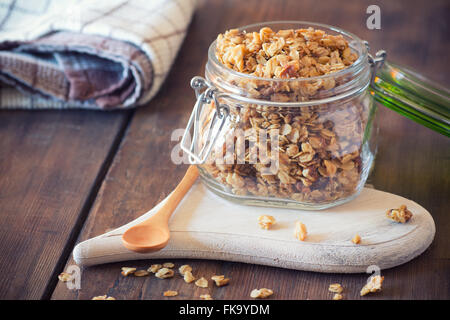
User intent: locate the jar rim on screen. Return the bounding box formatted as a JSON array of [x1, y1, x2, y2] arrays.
[[207, 20, 368, 83]]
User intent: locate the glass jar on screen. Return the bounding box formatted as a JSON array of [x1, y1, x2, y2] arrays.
[[181, 21, 449, 210]]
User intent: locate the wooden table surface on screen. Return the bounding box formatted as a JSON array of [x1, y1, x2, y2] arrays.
[[0, 0, 448, 300]]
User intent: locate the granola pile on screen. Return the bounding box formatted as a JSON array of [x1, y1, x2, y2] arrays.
[[216, 27, 357, 79], [200, 26, 368, 205]]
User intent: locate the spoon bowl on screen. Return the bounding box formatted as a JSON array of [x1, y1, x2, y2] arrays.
[[122, 224, 170, 253]]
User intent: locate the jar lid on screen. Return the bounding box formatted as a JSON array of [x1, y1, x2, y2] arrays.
[[371, 61, 450, 137]]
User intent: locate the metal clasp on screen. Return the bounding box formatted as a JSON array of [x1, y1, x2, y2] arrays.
[[364, 41, 387, 85], [180, 76, 230, 164]]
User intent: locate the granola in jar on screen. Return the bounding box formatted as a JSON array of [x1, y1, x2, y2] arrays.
[[185, 22, 377, 209]]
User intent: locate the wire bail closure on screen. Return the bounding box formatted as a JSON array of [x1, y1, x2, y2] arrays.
[[182, 45, 387, 165], [181, 76, 230, 164], [364, 41, 387, 85]]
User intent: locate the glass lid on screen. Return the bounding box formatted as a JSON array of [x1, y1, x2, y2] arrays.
[[371, 61, 450, 137]]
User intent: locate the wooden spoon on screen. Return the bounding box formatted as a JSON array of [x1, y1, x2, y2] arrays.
[[122, 165, 199, 253]]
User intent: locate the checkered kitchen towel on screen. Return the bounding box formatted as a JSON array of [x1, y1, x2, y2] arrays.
[[0, 0, 196, 109]]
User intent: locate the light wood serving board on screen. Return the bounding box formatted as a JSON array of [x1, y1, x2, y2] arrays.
[[73, 182, 435, 273]]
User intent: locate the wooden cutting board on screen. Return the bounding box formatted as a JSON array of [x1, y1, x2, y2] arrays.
[[73, 182, 435, 273]]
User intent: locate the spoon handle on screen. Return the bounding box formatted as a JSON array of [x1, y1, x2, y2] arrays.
[[154, 165, 199, 222], [121, 165, 199, 253]]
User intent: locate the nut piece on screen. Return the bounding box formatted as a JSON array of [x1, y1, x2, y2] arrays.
[[155, 267, 174, 279], [200, 294, 213, 300], [211, 275, 230, 287], [58, 272, 72, 282], [163, 262, 175, 268], [134, 270, 150, 277], [360, 275, 384, 296], [184, 271, 196, 283], [121, 267, 136, 276], [92, 295, 116, 300], [250, 288, 273, 299], [328, 283, 343, 294], [332, 293, 343, 300], [258, 215, 276, 230], [294, 221, 307, 241], [386, 205, 413, 223], [163, 290, 178, 297], [179, 265, 192, 275], [351, 234, 361, 244], [148, 264, 162, 273], [195, 277, 209, 288]]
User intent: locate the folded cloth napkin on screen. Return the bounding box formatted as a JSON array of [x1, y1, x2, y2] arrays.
[[0, 0, 196, 109]]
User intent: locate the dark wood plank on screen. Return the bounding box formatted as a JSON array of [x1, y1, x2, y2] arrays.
[[0, 109, 130, 299], [52, 0, 449, 300]]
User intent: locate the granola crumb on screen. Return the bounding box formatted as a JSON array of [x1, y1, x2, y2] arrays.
[[294, 221, 307, 241], [211, 275, 230, 287], [155, 267, 174, 279], [134, 270, 150, 277], [250, 288, 273, 299], [386, 205, 413, 223], [92, 295, 116, 300], [179, 265, 192, 275], [195, 277, 209, 288], [58, 272, 71, 282], [200, 294, 213, 300], [258, 215, 276, 230], [163, 262, 175, 268], [184, 271, 196, 283], [163, 290, 178, 297], [121, 267, 136, 276], [360, 275, 384, 296], [148, 264, 162, 273], [332, 293, 343, 300], [351, 234, 361, 244], [328, 283, 343, 294]]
